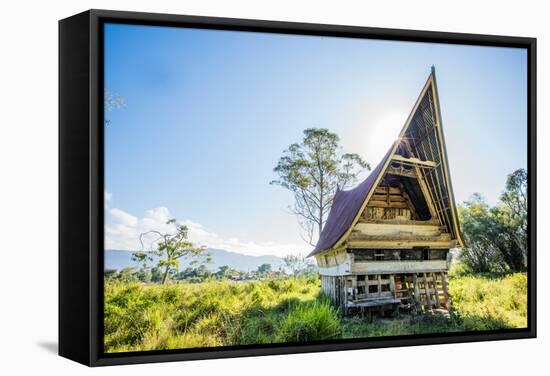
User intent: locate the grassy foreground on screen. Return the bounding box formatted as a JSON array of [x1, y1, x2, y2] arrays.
[[104, 272, 527, 353]]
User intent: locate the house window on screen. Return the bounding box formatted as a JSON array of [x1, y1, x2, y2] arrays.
[[428, 250, 447, 260], [423, 249, 430, 260], [401, 249, 423, 260]]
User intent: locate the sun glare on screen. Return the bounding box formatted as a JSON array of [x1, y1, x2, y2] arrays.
[[363, 108, 409, 164]]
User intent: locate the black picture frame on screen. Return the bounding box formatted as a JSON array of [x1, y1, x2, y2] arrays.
[[59, 9, 537, 367]]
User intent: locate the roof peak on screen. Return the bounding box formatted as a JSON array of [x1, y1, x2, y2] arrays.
[[308, 70, 464, 257]]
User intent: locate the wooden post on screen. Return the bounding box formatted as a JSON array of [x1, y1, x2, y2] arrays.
[[441, 272, 450, 308], [390, 275, 396, 298], [351, 275, 357, 301], [431, 272, 440, 307], [340, 277, 346, 312], [423, 272, 432, 309], [412, 273, 420, 312], [332, 276, 335, 302]]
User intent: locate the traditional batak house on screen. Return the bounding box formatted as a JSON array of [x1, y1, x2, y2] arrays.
[[309, 68, 464, 315]]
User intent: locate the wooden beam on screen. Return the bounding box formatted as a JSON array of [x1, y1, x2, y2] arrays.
[[430, 75, 465, 248], [386, 165, 416, 178], [402, 138, 439, 222], [347, 239, 455, 249], [375, 186, 401, 195], [367, 200, 409, 208], [392, 154, 436, 168], [350, 260, 449, 274], [370, 194, 406, 202]]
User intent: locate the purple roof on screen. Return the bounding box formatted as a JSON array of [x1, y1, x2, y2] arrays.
[[308, 145, 394, 257]]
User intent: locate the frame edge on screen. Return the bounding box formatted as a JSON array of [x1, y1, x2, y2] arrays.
[[59, 10, 93, 366]]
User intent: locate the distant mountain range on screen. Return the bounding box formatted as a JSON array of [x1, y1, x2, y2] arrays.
[[105, 248, 286, 273]]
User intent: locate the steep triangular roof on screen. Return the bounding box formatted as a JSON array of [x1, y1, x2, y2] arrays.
[[309, 67, 464, 257]]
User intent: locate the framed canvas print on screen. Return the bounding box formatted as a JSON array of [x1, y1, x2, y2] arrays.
[[59, 9, 536, 366]]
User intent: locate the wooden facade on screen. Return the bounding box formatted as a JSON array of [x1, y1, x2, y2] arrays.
[[309, 68, 463, 316]]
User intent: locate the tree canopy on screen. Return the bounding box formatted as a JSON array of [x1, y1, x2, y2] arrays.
[[257, 263, 272, 274], [104, 90, 125, 125], [459, 168, 528, 273]]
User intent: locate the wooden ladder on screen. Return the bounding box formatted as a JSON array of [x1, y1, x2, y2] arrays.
[[393, 274, 414, 307], [412, 272, 450, 312]]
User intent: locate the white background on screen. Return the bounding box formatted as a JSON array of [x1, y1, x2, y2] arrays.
[[0, 0, 547, 374]]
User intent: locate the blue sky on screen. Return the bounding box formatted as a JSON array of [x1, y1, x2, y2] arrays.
[[104, 23, 527, 256]]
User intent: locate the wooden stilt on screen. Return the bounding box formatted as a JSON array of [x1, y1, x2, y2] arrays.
[[413, 273, 421, 312], [431, 272, 440, 307], [423, 272, 432, 309], [325, 271, 451, 317], [441, 272, 450, 309]]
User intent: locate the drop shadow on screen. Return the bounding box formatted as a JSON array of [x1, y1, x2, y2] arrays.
[[37, 341, 58, 354]]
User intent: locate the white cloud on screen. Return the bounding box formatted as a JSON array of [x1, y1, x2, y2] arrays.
[[109, 208, 139, 227], [182, 219, 307, 257], [105, 207, 176, 251], [104, 191, 113, 208], [105, 206, 308, 257]]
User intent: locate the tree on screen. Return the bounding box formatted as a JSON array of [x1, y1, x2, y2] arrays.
[[283, 254, 316, 276], [195, 265, 212, 280], [104, 269, 117, 279], [215, 265, 242, 279], [497, 168, 528, 270], [175, 265, 212, 282], [271, 128, 370, 244], [458, 195, 504, 273], [135, 267, 152, 283], [257, 263, 272, 274], [150, 266, 164, 283], [133, 219, 211, 284], [459, 168, 528, 273], [104, 90, 125, 125], [116, 267, 138, 283], [216, 265, 231, 278]]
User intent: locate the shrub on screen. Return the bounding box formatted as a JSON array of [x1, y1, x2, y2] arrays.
[[449, 272, 527, 329], [239, 313, 280, 344], [277, 299, 342, 342]]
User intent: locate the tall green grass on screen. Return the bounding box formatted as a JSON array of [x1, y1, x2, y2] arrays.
[[450, 272, 527, 329], [104, 272, 527, 352], [104, 276, 327, 352]]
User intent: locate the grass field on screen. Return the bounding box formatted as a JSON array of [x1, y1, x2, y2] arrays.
[[104, 270, 527, 353]]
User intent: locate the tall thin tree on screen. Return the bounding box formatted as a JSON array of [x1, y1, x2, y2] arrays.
[[271, 128, 369, 245]]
